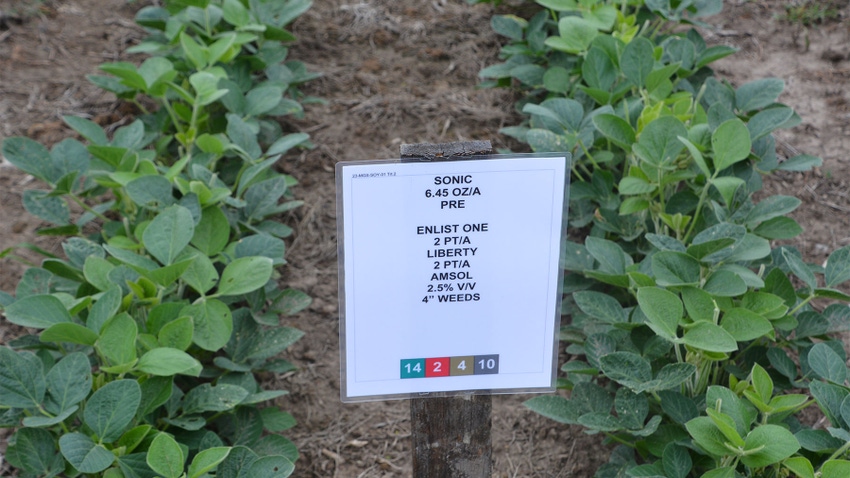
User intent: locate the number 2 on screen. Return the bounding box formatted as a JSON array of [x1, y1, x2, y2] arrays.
[[433, 362, 442, 373]]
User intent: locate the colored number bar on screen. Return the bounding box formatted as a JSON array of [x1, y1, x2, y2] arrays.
[[400, 355, 499, 379]]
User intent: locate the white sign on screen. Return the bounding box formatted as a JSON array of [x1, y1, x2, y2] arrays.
[[336, 154, 568, 401]]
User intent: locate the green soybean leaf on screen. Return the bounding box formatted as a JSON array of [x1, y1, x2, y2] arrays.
[[184, 383, 250, 414], [235, 234, 286, 264], [736, 78, 785, 112], [707, 385, 758, 434], [594, 114, 635, 150], [491, 14, 526, 40], [158, 316, 194, 351], [0, 348, 46, 408], [583, 4, 617, 31], [248, 455, 295, 477], [573, 291, 626, 325], [652, 251, 701, 286], [720, 308, 773, 342], [778, 154, 822, 171], [64, 115, 108, 144], [658, 390, 699, 425], [809, 342, 848, 384], [682, 286, 716, 323], [147, 433, 185, 478], [682, 322, 737, 353], [59, 433, 115, 473], [686, 237, 736, 262], [600, 352, 652, 387], [745, 195, 801, 226], [181, 298, 233, 351], [147, 258, 195, 287], [143, 205, 195, 265], [271, 288, 313, 315], [711, 176, 745, 207], [261, 408, 297, 432], [245, 86, 283, 117], [546, 17, 597, 54], [97, 312, 138, 367], [266, 132, 310, 158], [523, 395, 581, 425], [662, 443, 692, 478], [754, 216, 803, 239], [525, 128, 573, 152], [190, 71, 229, 106], [244, 175, 288, 220], [227, 113, 262, 160], [747, 106, 794, 141], [137, 347, 202, 377], [750, 363, 774, 405], [196, 133, 227, 154], [740, 425, 800, 468], [181, 250, 219, 295], [826, 245, 850, 287], [822, 460, 850, 478], [40, 322, 99, 346], [137, 57, 176, 94], [116, 452, 156, 478], [679, 135, 710, 178], [87, 286, 122, 334], [784, 457, 815, 478], [44, 352, 91, 413], [722, 233, 771, 262], [711, 118, 751, 172], [216, 256, 273, 297], [637, 287, 682, 340], [180, 31, 207, 70], [543, 66, 571, 94], [6, 428, 62, 475], [642, 363, 695, 393], [4, 294, 73, 328], [218, 446, 260, 478], [633, 116, 688, 166], [685, 417, 729, 456], [222, 0, 251, 27], [14, 267, 53, 299], [585, 236, 631, 274], [244, 326, 304, 362], [84, 256, 117, 291], [1, 136, 54, 182], [781, 247, 817, 289], [126, 175, 174, 209], [706, 408, 745, 447], [23, 190, 70, 225], [703, 270, 748, 297], [188, 447, 231, 478], [84, 379, 141, 443], [621, 37, 654, 88]]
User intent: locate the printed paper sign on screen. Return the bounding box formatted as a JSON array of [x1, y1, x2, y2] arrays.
[[336, 154, 568, 401]]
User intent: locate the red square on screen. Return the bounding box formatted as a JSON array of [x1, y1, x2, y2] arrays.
[[425, 357, 451, 377]]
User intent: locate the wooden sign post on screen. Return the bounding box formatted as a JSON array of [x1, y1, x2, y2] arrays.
[[335, 141, 568, 476], [401, 141, 494, 478]]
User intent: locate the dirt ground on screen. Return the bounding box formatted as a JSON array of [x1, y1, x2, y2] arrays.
[[1, 0, 849, 476]]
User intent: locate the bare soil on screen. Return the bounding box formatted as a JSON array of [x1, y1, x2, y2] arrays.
[[1, 0, 849, 476]]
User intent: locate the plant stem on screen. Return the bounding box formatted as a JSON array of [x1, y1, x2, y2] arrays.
[[68, 194, 110, 224], [788, 294, 815, 316]]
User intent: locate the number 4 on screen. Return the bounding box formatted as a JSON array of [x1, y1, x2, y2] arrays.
[[456, 360, 466, 371]]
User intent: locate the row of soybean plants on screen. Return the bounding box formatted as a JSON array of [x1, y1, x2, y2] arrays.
[[475, 0, 850, 477], [0, 1, 317, 477]]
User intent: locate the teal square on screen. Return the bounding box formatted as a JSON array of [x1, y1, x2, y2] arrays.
[[400, 358, 426, 379]]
